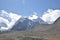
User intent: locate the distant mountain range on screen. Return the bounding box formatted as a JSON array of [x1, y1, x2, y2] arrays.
[[0, 17, 60, 40], [0, 10, 60, 32], [31, 17, 60, 32], [11, 17, 47, 31]]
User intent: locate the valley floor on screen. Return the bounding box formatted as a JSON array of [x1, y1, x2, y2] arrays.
[[0, 30, 60, 40]]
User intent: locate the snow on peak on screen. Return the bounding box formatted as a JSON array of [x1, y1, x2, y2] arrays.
[[9, 12, 22, 22], [0, 9, 60, 31], [28, 12, 38, 20], [0, 17, 9, 25], [0, 10, 22, 31], [41, 9, 60, 24]]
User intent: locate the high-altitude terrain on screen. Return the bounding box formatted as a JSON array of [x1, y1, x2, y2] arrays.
[[0, 17, 60, 40]]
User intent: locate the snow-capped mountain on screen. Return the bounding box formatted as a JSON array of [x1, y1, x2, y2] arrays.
[[0, 10, 60, 32], [0, 10, 47, 31], [0, 10, 22, 31], [11, 14, 47, 31]]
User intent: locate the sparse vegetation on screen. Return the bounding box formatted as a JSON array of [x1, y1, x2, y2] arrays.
[[0, 17, 60, 40]]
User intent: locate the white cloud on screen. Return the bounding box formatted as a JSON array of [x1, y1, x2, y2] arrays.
[[0, 10, 22, 31], [41, 9, 60, 24]]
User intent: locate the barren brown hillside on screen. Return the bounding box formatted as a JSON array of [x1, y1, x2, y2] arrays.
[[0, 18, 60, 40]]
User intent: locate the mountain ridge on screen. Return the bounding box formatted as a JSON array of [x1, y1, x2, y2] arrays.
[[0, 10, 60, 31]]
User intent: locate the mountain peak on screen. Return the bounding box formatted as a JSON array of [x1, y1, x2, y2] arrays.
[[0, 10, 22, 31], [28, 15, 38, 21]]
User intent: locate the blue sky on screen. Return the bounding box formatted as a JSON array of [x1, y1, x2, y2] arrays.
[[0, 0, 60, 16]]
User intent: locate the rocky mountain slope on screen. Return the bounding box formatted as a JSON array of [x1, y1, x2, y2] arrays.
[[0, 17, 60, 40]]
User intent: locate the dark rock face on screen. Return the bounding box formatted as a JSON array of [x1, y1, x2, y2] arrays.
[[11, 18, 33, 31], [11, 18, 47, 31]]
